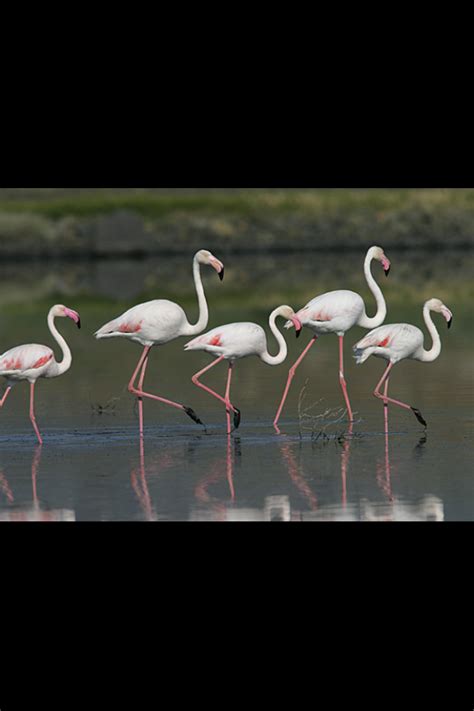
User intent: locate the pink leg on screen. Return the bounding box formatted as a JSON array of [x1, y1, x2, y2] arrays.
[[0, 386, 12, 408], [128, 346, 203, 428], [374, 362, 427, 427], [136, 350, 150, 439], [192, 357, 240, 429], [29, 382, 43, 445], [383, 376, 389, 435], [338, 336, 353, 422], [224, 362, 234, 435], [273, 336, 318, 431]]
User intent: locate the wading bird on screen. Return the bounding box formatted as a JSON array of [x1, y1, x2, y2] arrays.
[[0, 304, 81, 444], [352, 298, 452, 428], [95, 249, 224, 438], [273, 246, 391, 429], [185, 305, 301, 434]]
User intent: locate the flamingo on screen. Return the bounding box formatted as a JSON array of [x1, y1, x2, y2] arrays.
[[94, 249, 224, 438], [0, 304, 81, 444], [273, 245, 391, 429], [184, 305, 302, 434], [352, 297, 453, 428]]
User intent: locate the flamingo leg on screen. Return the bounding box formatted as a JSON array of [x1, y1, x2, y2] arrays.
[[0, 386, 12, 408], [191, 356, 240, 428], [338, 335, 353, 421], [29, 382, 43, 445], [128, 346, 204, 428], [224, 362, 234, 435], [383, 376, 389, 435], [273, 336, 318, 431], [136, 349, 150, 439], [373, 362, 427, 427]]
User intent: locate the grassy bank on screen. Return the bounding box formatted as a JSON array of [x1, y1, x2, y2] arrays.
[[1, 188, 474, 219], [0, 189, 473, 258]]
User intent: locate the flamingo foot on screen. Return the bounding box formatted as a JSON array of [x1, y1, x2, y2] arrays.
[[183, 406, 205, 426], [233, 408, 241, 430], [411, 407, 427, 428]]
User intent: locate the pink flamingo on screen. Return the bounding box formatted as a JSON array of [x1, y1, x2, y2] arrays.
[[185, 305, 302, 434], [95, 249, 224, 437], [353, 298, 453, 427], [273, 245, 391, 429], [0, 304, 81, 444]]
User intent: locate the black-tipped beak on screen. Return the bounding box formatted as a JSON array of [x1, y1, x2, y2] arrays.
[[296, 328, 301, 338], [77, 318, 81, 329], [218, 267, 224, 282], [384, 266, 391, 277], [447, 316, 452, 329]]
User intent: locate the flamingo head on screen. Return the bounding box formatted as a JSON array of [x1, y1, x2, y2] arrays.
[[196, 250, 225, 281], [370, 246, 391, 276], [53, 304, 81, 329], [426, 298, 453, 329], [279, 305, 302, 338]]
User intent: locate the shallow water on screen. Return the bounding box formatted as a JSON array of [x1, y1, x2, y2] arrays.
[[0, 252, 472, 521]]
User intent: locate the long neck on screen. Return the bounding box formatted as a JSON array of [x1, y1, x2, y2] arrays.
[[418, 305, 442, 362], [260, 310, 288, 366], [183, 257, 209, 336], [357, 252, 387, 329], [48, 310, 72, 375]]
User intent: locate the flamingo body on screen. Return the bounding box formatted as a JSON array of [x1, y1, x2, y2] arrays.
[[186, 305, 301, 434], [95, 299, 190, 346], [290, 289, 366, 336], [353, 323, 424, 364], [0, 344, 56, 382], [353, 298, 453, 427], [94, 249, 225, 438], [0, 304, 81, 444], [273, 246, 392, 428], [185, 322, 270, 360]]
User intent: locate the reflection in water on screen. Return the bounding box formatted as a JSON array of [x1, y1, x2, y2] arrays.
[[193, 436, 236, 521], [130, 438, 156, 521], [278, 439, 318, 512], [360, 495, 444, 521], [130, 437, 186, 521], [0, 446, 75, 521]]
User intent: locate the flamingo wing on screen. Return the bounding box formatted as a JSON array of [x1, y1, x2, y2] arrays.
[[184, 322, 265, 358], [95, 300, 187, 343], [0, 344, 54, 375], [353, 323, 423, 363]]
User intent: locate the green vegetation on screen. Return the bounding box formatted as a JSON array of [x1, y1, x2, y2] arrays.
[[1, 188, 474, 220]]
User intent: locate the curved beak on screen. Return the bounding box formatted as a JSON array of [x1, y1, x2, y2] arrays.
[[290, 316, 302, 338], [65, 307, 81, 329], [382, 256, 391, 277], [442, 307, 453, 329], [210, 258, 225, 281]]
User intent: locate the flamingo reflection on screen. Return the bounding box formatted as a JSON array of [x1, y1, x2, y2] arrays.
[[0, 446, 75, 521], [278, 438, 318, 514], [130, 438, 156, 521], [362, 393, 443, 521], [194, 435, 236, 520]]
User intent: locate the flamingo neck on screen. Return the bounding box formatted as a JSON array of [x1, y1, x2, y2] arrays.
[[183, 256, 209, 336], [357, 250, 387, 329], [47, 309, 72, 375], [418, 304, 442, 362], [260, 308, 288, 366]]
